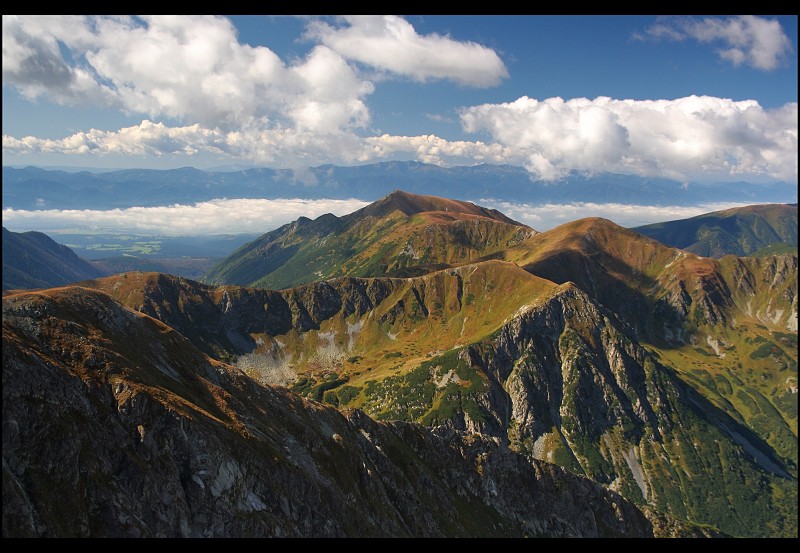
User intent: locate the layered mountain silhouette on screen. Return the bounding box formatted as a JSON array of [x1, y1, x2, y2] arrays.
[[5, 163, 796, 210], [2, 227, 106, 290], [3, 191, 796, 537]]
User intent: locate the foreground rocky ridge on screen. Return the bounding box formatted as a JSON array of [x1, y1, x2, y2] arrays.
[[3, 286, 709, 537], [77, 262, 796, 536]]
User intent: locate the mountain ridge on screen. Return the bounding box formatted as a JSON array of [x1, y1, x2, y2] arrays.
[[3, 284, 711, 537], [2, 227, 107, 291], [634, 203, 798, 258]]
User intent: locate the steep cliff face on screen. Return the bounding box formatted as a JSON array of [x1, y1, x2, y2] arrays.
[[4, 286, 682, 538], [450, 283, 794, 537]]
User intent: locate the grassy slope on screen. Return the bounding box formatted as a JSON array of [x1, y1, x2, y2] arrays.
[[204, 191, 535, 290], [497, 218, 797, 455], [633, 203, 798, 258]]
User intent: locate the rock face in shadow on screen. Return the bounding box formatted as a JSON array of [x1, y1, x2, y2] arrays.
[[3, 286, 691, 538]]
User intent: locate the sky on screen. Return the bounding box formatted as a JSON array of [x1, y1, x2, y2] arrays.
[[2, 15, 798, 234], [3, 15, 797, 180]]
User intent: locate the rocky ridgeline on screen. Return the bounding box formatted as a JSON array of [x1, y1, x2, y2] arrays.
[[2, 286, 716, 537]]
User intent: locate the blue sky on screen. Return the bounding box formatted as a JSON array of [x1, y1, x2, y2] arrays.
[[2, 15, 798, 183]]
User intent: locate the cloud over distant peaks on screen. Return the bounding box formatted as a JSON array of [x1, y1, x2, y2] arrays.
[[460, 96, 798, 182], [2, 120, 371, 167], [305, 16, 508, 87], [640, 15, 793, 71], [4, 95, 797, 183], [2, 15, 796, 183]]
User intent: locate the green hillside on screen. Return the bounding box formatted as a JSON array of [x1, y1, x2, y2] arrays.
[[203, 190, 534, 289], [634, 204, 798, 258]]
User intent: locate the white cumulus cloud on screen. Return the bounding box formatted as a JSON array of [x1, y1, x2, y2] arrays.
[[640, 15, 793, 71], [305, 15, 508, 87], [460, 95, 798, 182], [5, 95, 797, 183], [2, 15, 372, 133], [2, 198, 370, 235]]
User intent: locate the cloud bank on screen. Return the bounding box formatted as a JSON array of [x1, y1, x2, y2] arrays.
[[2, 198, 370, 235], [640, 15, 793, 71], [3, 198, 758, 235]]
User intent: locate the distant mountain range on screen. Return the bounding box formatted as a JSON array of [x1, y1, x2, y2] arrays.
[[3, 162, 796, 210], [634, 204, 798, 258], [2, 227, 106, 290]]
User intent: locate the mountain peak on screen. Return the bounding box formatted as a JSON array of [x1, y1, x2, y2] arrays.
[[354, 189, 521, 225], [204, 191, 533, 289]]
